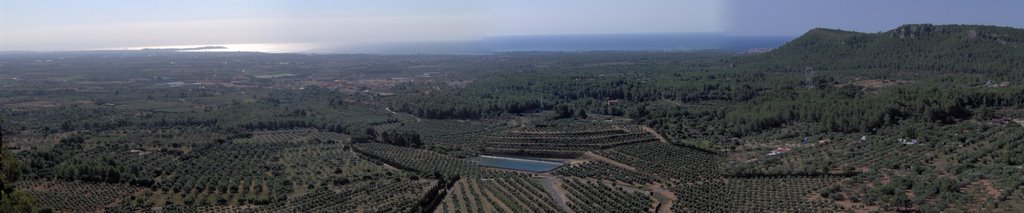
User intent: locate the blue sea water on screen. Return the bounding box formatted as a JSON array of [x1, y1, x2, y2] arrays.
[[0, 33, 792, 55], [336, 33, 794, 54], [487, 33, 791, 52]]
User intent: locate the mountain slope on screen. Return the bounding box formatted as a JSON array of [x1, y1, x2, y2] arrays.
[[740, 24, 1024, 72]]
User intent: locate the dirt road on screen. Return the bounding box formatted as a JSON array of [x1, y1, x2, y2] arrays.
[[534, 174, 574, 213]]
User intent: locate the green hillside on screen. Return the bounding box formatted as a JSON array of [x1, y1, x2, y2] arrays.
[[741, 24, 1024, 73]]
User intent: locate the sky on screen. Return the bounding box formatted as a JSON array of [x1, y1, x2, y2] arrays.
[[728, 0, 1024, 36], [1, 0, 1022, 51]]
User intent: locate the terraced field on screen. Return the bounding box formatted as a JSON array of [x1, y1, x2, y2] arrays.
[[353, 143, 516, 178], [595, 142, 723, 182], [435, 178, 563, 213], [266, 179, 438, 212], [562, 178, 653, 212], [671, 176, 843, 212], [483, 124, 658, 157], [17, 180, 141, 212], [551, 161, 658, 184]]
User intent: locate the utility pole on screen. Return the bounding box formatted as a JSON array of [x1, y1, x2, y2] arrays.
[[804, 66, 815, 89]]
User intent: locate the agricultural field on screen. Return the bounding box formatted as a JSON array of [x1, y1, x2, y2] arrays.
[[670, 176, 843, 212], [551, 161, 658, 185], [596, 142, 723, 182], [4, 32, 1024, 212], [561, 178, 653, 212], [17, 180, 141, 212], [412, 120, 502, 152], [264, 179, 439, 212], [435, 178, 562, 213], [353, 143, 515, 178], [483, 124, 657, 157]]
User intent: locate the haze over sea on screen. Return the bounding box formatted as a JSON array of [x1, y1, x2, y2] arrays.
[[124, 33, 793, 54]]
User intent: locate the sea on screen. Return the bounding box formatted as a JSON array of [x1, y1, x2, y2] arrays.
[[56, 33, 793, 55], [335, 33, 793, 54]]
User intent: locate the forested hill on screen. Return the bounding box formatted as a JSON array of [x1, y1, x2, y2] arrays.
[[738, 24, 1024, 73]]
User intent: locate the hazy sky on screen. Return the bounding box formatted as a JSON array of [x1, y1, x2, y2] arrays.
[[1, 0, 1022, 51], [729, 0, 1024, 36]]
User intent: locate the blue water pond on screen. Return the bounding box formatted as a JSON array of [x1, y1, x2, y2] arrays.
[[471, 155, 565, 172]]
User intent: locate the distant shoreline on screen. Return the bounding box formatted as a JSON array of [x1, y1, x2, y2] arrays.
[[1, 33, 794, 55], [141, 46, 227, 51]]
